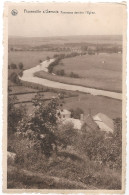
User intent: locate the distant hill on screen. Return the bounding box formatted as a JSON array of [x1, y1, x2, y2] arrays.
[[8, 35, 122, 47]]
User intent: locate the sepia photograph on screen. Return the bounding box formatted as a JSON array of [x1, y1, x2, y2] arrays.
[[3, 2, 126, 193]]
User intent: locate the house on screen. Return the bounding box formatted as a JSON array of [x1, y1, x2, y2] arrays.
[[57, 108, 114, 134], [57, 109, 71, 120], [93, 113, 114, 133], [63, 113, 99, 131], [57, 109, 83, 130]]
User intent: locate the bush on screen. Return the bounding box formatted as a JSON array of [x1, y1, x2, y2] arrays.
[[18, 62, 23, 70], [70, 107, 84, 119], [69, 72, 80, 78], [9, 72, 21, 85], [56, 69, 65, 76], [10, 63, 17, 69], [8, 95, 27, 135], [46, 56, 50, 61], [48, 58, 60, 73], [18, 71, 23, 77], [75, 118, 122, 169], [39, 59, 42, 63]]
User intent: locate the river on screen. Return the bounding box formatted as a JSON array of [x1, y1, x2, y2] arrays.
[[20, 59, 122, 100]]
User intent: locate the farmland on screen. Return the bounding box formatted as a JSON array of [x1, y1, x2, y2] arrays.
[[8, 51, 58, 69], [9, 84, 122, 119], [35, 53, 122, 92], [64, 93, 122, 119], [8, 35, 122, 117]]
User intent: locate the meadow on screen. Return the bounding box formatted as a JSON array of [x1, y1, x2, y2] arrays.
[[8, 61, 122, 119], [8, 51, 58, 69], [11, 90, 122, 119], [52, 53, 122, 92], [64, 93, 122, 119]]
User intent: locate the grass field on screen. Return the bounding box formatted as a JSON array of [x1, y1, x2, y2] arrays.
[[64, 93, 122, 119], [9, 85, 39, 93], [35, 53, 122, 92], [52, 53, 122, 92], [8, 51, 59, 70], [14, 92, 121, 119]]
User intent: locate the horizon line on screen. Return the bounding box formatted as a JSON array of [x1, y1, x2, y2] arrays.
[[8, 34, 123, 38]]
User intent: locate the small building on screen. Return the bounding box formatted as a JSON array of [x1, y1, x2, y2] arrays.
[[57, 109, 114, 134], [57, 109, 71, 120], [93, 113, 114, 133]]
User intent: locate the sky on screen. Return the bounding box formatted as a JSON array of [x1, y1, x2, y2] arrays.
[[8, 3, 125, 37]]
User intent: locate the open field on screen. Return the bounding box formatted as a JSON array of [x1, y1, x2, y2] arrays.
[[64, 93, 122, 119], [8, 51, 58, 70], [9, 85, 39, 93], [52, 53, 122, 92], [14, 91, 121, 119], [11, 92, 58, 103], [35, 53, 122, 92]]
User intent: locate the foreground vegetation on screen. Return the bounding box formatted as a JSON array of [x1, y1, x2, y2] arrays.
[[8, 92, 122, 189]]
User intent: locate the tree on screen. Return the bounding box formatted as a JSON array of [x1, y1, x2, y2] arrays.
[[18, 62, 23, 70], [46, 56, 50, 61], [53, 54, 58, 58], [39, 59, 42, 63], [10, 47, 14, 51], [17, 95, 62, 157], [76, 118, 122, 169], [56, 69, 65, 76], [8, 95, 26, 136], [70, 107, 84, 119], [18, 71, 23, 77], [9, 72, 21, 85], [69, 72, 79, 78], [32, 92, 44, 107], [10, 63, 17, 69]]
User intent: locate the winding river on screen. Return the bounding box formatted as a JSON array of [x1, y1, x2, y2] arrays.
[[20, 59, 122, 100]]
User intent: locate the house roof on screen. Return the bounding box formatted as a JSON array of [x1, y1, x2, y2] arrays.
[[84, 114, 99, 131], [93, 113, 114, 133]]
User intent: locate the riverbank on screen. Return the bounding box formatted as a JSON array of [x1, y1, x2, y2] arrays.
[[34, 70, 122, 94], [20, 59, 122, 100], [52, 53, 122, 92]]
